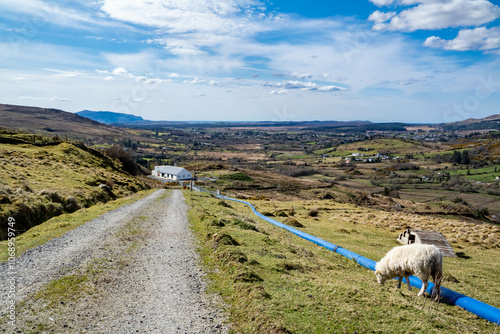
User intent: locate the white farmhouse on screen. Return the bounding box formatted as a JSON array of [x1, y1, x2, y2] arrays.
[[152, 166, 192, 180]]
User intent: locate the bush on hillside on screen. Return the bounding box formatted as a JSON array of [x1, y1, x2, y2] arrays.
[[104, 145, 139, 175]]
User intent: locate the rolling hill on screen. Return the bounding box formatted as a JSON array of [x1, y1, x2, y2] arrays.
[[441, 114, 500, 131], [76, 110, 146, 125], [0, 103, 143, 141]]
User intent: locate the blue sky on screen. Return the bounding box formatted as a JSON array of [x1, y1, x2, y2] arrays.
[[1, 0, 499, 123]]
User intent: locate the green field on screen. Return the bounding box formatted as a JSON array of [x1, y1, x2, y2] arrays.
[[187, 191, 500, 333], [448, 165, 500, 183]]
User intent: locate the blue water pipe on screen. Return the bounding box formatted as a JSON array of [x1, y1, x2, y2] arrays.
[[216, 195, 500, 326]]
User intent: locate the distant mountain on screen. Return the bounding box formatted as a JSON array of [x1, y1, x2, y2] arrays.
[[441, 114, 500, 131], [0, 103, 144, 141], [77, 110, 146, 125], [73, 110, 376, 129]]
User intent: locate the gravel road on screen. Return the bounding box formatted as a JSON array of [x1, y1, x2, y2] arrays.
[[0, 189, 228, 333]]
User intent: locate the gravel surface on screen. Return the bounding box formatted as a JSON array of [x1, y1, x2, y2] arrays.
[[0, 189, 228, 333]]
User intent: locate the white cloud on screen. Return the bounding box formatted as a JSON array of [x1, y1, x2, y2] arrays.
[[290, 72, 312, 79], [112, 67, 128, 75], [424, 27, 500, 52], [318, 85, 346, 92], [370, 0, 398, 6], [103, 50, 161, 73], [186, 77, 207, 84], [101, 0, 244, 32], [19, 96, 71, 102], [270, 89, 288, 95], [100, 0, 271, 55], [368, 10, 396, 24], [0, 0, 132, 31], [149, 33, 238, 55], [380, 77, 422, 86], [97, 64, 170, 84], [266, 80, 346, 92], [369, 0, 500, 32]]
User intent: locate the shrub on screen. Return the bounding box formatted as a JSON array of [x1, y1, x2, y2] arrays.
[[218, 248, 248, 264], [0, 195, 12, 204], [233, 219, 258, 231], [393, 163, 419, 171], [217, 200, 232, 208], [221, 172, 254, 182], [308, 208, 319, 217], [289, 168, 319, 177], [65, 196, 81, 213], [234, 270, 263, 283], [39, 190, 65, 203], [473, 208, 490, 219], [336, 175, 347, 181], [104, 145, 139, 175], [284, 217, 304, 228], [213, 233, 240, 247]]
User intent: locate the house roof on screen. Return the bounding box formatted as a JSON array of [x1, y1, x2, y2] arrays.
[[397, 228, 456, 257], [155, 166, 190, 175]]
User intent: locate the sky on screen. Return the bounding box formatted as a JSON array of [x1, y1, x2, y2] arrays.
[[0, 0, 500, 123]]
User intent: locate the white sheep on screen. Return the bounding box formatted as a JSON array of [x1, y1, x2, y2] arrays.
[[375, 243, 443, 300]]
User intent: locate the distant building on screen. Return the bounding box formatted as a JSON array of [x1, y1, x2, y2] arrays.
[[152, 166, 192, 180]]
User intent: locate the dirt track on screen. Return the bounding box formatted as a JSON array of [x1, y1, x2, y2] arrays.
[[0, 189, 227, 333]]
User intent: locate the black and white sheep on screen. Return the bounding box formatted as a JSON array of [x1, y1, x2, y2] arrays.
[[375, 244, 443, 300]]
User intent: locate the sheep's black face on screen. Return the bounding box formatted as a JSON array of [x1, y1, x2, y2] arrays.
[[375, 271, 386, 284]]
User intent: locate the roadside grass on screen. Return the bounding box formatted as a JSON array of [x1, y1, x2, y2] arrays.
[[0, 189, 155, 263], [187, 191, 499, 333]]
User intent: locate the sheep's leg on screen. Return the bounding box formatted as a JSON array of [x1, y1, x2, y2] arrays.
[[418, 280, 428, 296], [397, 276, 403, 289], [433, 273, 442, 301], [405, 275, 411, 291]]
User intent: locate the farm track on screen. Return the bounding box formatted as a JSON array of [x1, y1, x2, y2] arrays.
[[0, 189, 227, 333]]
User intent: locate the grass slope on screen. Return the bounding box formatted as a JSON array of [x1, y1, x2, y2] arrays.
[[0, 130, 149, 239], [187, 191, 499, 333]]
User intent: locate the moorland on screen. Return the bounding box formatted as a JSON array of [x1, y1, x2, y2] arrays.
[[1, 104, 500, 332]]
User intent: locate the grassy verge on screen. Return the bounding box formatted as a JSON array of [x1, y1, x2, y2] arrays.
[[0, 189, 156, 263], [186, 191, 499, 333]]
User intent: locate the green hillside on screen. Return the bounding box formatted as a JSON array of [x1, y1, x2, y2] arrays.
[[0, 129, 149, 239]]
